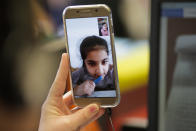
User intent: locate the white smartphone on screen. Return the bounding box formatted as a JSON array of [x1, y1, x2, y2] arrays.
[[63, 4, 120, 108]]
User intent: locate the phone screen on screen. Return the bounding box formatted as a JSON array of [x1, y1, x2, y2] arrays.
[[65, 16, 117, 98]]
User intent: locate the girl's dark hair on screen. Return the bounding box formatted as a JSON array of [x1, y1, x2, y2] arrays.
[[80, 35, 109, 61], [102, 22, 106, 26]]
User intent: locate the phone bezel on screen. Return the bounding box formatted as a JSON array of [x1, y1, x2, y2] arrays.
[[62, 4, 120, 108]]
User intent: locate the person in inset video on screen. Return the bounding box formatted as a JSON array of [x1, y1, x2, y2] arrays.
[[99, 22, 109, 36], [72, 36, 114, 96]]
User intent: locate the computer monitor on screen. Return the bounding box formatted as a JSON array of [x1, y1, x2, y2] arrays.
[[149, 1, 196, 131]]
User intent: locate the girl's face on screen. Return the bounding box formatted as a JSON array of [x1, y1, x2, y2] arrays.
[[102, 24, 108, 30], [84, 49, 109, 79]]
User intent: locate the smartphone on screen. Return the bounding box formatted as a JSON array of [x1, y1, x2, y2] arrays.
[[63, 4, 120, 108]]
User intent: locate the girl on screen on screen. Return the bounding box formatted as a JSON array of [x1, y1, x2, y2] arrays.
[[99, 22, 109, 36], [72, 35, 115, 96]]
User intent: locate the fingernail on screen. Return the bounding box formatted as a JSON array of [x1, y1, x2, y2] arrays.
[[62, 53, 65, 57], [88, 104, 99, 115]]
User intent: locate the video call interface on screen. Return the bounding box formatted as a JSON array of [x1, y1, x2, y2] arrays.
[[65, 17, 116, 98]]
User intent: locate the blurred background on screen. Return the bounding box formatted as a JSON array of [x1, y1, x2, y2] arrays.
[[0, 0, 150, 130]]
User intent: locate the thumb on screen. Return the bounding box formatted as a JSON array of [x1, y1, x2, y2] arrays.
[[69, 104, 100, 129], [48, 53, 69, 98]]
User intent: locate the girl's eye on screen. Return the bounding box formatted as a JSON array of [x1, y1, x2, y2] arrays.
[[87, 62, 96, 67], [102, 60, 108, 65]]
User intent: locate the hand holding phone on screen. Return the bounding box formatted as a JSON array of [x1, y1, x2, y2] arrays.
[[39, 54, 105, 131]]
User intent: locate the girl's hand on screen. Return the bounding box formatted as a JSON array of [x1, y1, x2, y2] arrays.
[[74, 80, 95, 96], [38, 53, 104, 131]]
